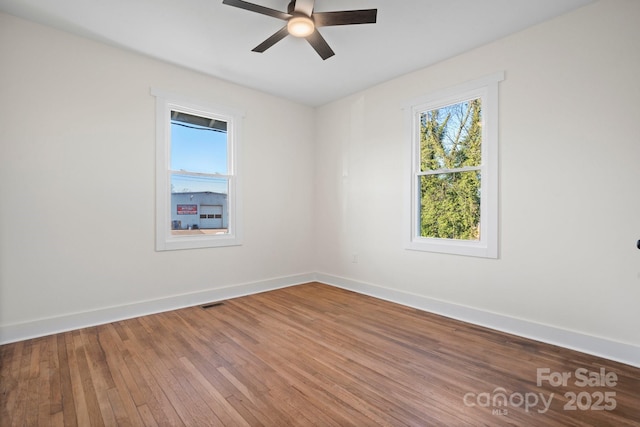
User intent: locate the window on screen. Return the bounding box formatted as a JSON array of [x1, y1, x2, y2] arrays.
[[152, 89, 244, 250], [404, 73, 503, 258]]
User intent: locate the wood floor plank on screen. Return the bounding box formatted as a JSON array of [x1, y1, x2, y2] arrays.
[[103, 353, 146, 427], [47, 334, 63, 418], [2, 282, 639, 426], [98, 324, 146, 407], [121, 349, 184, 426], [37, 338, 54, 426], [134, 404, 159, 427], [55, 334, 77, 427], [79, 330, 116, 426], [9, 339, 33, 426], [64, 332, 91, 427], [105, 387, 132, 427], [0, 340, 18, 424], [178, 356, 250, 426]]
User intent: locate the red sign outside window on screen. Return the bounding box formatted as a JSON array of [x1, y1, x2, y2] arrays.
[[177, 204, 197, 215]]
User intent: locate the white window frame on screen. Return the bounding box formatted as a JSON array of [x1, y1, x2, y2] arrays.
[[152, 89, 244, 251], [403, 72, 504, 258]]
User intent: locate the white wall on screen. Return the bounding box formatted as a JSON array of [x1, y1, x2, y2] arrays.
[[315, 0, 640, 351], [0, 13, 316, 335]]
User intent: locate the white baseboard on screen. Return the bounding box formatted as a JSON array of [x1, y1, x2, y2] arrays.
[[0, 273, 316, 345], [315, 273, 640, 368], [3, 272, 638, 368]]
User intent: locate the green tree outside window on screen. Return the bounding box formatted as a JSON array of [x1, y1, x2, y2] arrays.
[[419, 99, 482, 240]]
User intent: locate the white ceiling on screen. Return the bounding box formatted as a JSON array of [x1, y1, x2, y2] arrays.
[[0, 0, 594, 106]]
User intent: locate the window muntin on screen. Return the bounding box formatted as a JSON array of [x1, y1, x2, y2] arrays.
[[404, 73, 503, 258], [153, 89, 243, 250]]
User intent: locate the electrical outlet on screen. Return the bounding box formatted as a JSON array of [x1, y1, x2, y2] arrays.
[[352, 254, 358, 263]]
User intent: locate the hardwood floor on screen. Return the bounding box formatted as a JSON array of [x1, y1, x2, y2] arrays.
[[1, 282, 639, 426]]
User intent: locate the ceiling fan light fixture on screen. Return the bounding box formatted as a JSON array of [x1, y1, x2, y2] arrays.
[[287, 15, 315, 37]]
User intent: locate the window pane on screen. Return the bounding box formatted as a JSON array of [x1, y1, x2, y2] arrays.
[[420, 99, 482, 171], [170, 111, 228, 175], [419, 171, 481, 241], [170, 174, 229, 234]]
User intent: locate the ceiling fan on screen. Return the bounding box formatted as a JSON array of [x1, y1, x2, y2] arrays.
[[222, 0, 377, 60]]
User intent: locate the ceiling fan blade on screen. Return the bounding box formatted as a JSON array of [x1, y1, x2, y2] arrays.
[[252, 26, 290, 53], [305, 30, 335, 60], [294, 0, 315, 17], [222, 0, 291, 21], [314, 9, 377, 27]]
